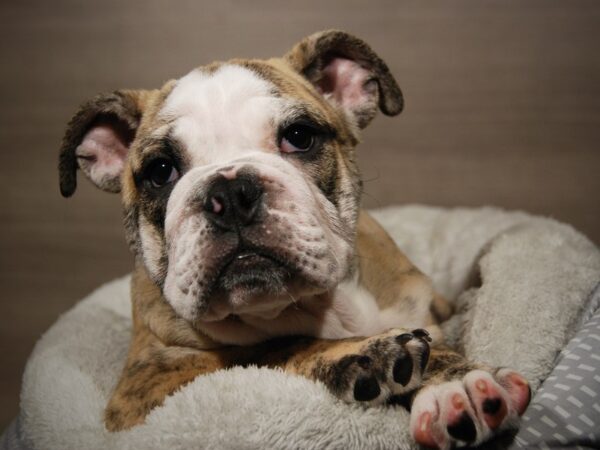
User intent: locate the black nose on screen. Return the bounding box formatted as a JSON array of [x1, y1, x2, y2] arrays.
[[203, 175, 263, 230]]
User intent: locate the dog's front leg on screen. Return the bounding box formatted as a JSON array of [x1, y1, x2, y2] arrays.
[[268, 333, 531, 450], [276, 328, 432, 404], [357, 211, 453, 325], [104, 326, 431, 431], [286, 335, 531, 449], [104, 327, 235, 431]]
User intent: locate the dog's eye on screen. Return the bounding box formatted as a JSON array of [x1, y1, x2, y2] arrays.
[[280, 124, 316, 153], [145, 158, 179, 188]]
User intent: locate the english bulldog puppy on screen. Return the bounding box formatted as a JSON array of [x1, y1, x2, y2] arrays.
[[59, 30, 531, 448]]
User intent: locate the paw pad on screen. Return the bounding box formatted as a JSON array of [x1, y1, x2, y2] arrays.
[[327, 329, 431, 404], [353, 376, 380, 401], [410, 368, 531, 449], [393, 354, 414, 386], [447, 411, 476, 443]]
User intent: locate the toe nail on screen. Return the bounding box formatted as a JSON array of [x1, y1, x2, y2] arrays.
[[412, 328, 432, 342], [353, 376, 381, 401], [452, 393, 464, 410], [476, 379, 487, 393], [393, 354, 414, 386], [420, 412, 431, 432], [396, 333, 414, 344], [415, 412, 439, 448], [512, 374, 528, 387]]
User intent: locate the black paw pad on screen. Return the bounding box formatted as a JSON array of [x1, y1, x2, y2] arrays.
[[353, 376, 381, 401], [393, 354, 414, 386], [395, 333, 414, 345], [356, 355, 372, 369], [447, 411, 477, 443], [482, 397, 502, 415]]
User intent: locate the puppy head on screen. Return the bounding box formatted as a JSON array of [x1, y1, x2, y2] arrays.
[[59, 30, 403, 324]]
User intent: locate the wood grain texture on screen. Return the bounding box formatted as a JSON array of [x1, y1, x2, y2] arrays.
[[1, 0, 599, 429]]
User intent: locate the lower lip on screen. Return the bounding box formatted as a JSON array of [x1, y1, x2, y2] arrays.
[[228, 253, 276, 270]]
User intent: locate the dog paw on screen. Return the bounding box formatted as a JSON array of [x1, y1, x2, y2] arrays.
[[409, 368, 531, 449], [322, 328, 431, 405]]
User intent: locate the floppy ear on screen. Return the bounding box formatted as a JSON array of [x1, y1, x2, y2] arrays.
[[59, 90, 148, 197], [284, 30, 403, 129]]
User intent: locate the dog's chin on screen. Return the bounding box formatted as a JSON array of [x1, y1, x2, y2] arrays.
[[217, 253, 291, 296], [177, 246, 340, 323]]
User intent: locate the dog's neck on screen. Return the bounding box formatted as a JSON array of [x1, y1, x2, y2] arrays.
[[132, 258, 422, 348]]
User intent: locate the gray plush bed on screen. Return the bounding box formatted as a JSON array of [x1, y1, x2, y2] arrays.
[[2, 205, 599, 450]]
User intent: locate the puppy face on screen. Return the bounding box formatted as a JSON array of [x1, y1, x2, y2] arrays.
[[59, 30, 403, 325], [129, 62, 362, 322]]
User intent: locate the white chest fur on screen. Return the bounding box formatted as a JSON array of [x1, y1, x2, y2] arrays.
[[198, 275, 422, 346]]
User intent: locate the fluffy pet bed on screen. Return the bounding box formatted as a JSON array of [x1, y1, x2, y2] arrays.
[[3, 205, 600, 450]]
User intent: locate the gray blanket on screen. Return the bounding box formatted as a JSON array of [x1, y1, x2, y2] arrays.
[[2, 205, 599, 450]]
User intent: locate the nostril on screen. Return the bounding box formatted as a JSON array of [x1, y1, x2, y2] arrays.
[[236, 180, 262, 209], [204, 194, 225, 215], [231, 178, 263, 222], [211, 197, 223, 214], [203, 173, 263, 229]]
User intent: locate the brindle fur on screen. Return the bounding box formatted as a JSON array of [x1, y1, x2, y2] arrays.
[[58, 30, 486, 433]]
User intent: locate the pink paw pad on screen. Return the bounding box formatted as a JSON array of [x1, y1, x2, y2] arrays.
[[465, 373, 508, 429], [410, 381, 479, 449], [496, 368, 531, 416], [410, 369, 532, 449]]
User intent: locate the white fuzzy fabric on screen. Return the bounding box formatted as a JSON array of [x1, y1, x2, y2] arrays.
[[15, 205, 600, 450]]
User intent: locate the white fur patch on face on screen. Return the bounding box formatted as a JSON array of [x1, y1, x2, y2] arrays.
[[160, 65, 285, 166]]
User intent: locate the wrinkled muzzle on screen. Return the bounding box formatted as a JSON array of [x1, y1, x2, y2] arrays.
[[160, 152, 355, 322]]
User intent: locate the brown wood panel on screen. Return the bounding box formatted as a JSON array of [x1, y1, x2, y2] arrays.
[[1, 0, 599, 429]]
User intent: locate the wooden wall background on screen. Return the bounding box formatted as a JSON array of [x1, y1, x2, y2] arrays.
[[1, 0, 599, 429]]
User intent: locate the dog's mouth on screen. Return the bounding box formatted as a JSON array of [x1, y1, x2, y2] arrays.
[[214, 246, 293, 295]]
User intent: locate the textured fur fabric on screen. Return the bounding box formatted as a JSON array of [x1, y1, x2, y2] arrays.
[[10, 205, 600, 450]]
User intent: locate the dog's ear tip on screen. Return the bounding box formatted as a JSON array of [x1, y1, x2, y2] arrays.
[[58, 145, 77, 197], [287, 30, 403, 127], [59, 176, 76, 197], [377, 72, 404, 116], [382, 94, 404, 116], [60, 187, 75, 198], [57, 89, 145, 196]]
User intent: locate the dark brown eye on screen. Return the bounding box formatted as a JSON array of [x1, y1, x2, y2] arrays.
[[145, 158, 179, 188], [280, 124, 316, 153]]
